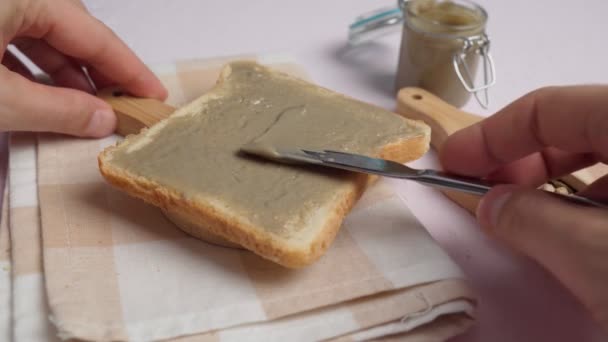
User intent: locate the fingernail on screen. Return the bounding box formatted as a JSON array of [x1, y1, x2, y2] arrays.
[[477, 187, 513, 229], [85, 109, 116, 138], [488, 192, 511, 228], [133, 72, 168, 100]]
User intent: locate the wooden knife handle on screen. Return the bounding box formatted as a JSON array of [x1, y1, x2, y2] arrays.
[[396, 87, 481, 151], [97, 88, 176, 136], [396, 87, 607, 214]]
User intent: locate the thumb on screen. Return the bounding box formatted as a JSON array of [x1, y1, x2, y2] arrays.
[[0, 67, 116, 138], [477, 184, 608, 324], [477, 184, 607, 269]]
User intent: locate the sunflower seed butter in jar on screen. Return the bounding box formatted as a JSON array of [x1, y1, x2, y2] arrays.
[[348, 0, 495, 108], [396, 0, 494, 107]]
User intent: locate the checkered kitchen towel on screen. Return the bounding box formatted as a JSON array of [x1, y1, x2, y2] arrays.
[[0, 181, 11, 341], [4, 55, 475, 341]]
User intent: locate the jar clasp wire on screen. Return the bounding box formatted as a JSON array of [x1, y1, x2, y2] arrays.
[[453, 34, 496, 109]]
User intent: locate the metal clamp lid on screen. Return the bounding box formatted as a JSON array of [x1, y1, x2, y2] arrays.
[[453, 34, 496, 108]]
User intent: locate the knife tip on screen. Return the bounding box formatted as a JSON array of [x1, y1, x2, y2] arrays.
[[239, 142, 284, 161]]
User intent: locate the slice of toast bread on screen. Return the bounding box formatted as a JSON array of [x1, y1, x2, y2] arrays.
[[98, 61, 430, 268]]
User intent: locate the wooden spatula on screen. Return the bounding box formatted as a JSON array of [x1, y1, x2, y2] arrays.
[[396, 87, 608, 214]]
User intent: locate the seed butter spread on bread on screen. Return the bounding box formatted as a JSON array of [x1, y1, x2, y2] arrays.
[[98, 61, 430, 268]]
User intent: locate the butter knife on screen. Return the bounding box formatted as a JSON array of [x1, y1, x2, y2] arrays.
[[241, 147, 607, 209]]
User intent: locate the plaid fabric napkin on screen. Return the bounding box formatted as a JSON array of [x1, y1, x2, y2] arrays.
[[4, 134, 61, 342], [1, 183, 11, 341], [7, 133, 59, 342], [4, 55, 476, 341]]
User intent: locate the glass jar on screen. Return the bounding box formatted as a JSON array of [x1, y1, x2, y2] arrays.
[[348, 0, 495, 108]]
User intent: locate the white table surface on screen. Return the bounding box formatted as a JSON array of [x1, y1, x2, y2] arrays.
[[76, 1, 608, 341]]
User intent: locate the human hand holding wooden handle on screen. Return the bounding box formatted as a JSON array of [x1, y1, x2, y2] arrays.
[[0, 0, 167, 138], [396, 87, 607, 212], [398, 85, 608, 330]]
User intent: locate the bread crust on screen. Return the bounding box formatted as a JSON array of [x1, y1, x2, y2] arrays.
[[98, 62, 430, 268]]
